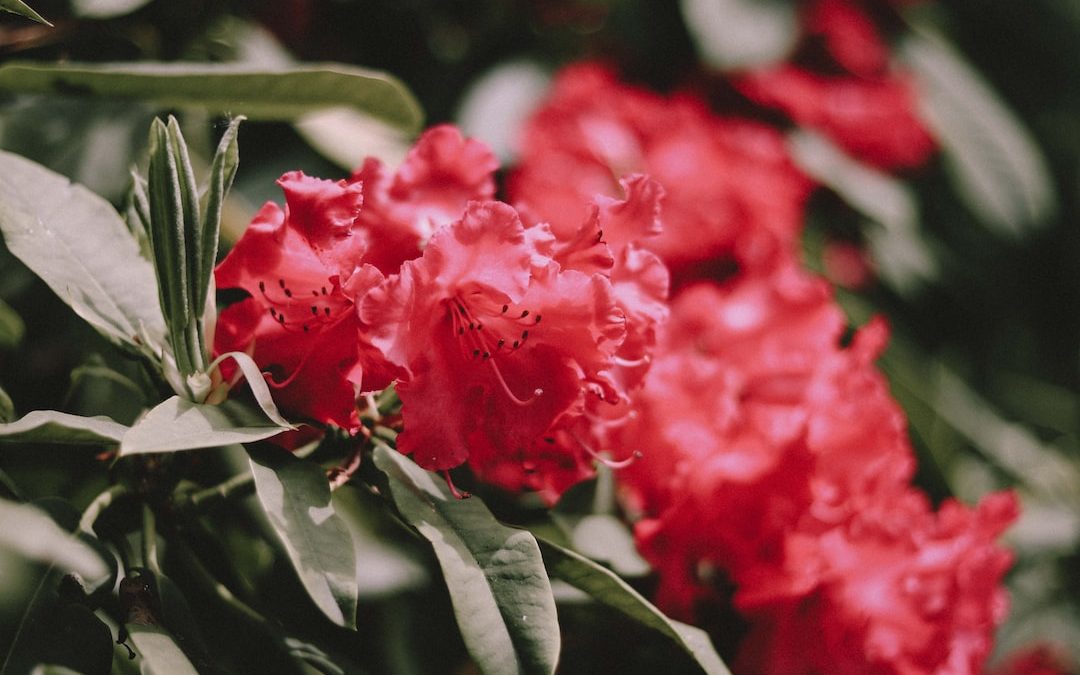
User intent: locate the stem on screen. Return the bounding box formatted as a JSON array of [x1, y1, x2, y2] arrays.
[[183, 472, 254, 511], [171, 539, 269, 627], [142, 503, 161, 575], [79, 484, 129, 535]]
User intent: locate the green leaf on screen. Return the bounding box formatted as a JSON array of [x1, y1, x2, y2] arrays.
[[248, 445, 358, 629], [0, 62, 424, 134], [898, 29, 1057, 235], [199, 117, 244, 317], [0, 150, 166, 354], [0, 499, 111, 582], [127, 624, 199, 675], [787, 130, 938, 295], [535, 537, 730, 675], [680, 0, 797, 71], [0, 385, 13, 423], [0, 297, 23, 349], [69, 0, 151, 18], [0, 411, 127, 445], [208, 352, 292, 428], [372, 444, 560, 675], [120, 396, 290, 455], [0, 0, 51, 25]]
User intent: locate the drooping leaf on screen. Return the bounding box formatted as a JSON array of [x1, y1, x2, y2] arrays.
[[0, 150, 166, 354], [0, 499, 110, 581], [680, 0, 797, 71], [372, 444, 560, 675], [0, 297, 25, 349], [248, 445, 358, 629], [535, 537, 730, 675], [0, 411, 127, 445], [120, 397, 291, 455], [209, 351, 292, 428], [127, 624, 199, 675], [0, 0, 50, 25], [0, 62, 423, 134], [898, 29, 1057, 235], [787, 130, 938, 294]]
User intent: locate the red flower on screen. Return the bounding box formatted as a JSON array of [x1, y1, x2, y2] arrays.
[[733, 65, 935, 170], [510, 63, 813, 285], [803, 0, 890, 77], [214, 173, 383, 431], [360, 201, 625, 474]]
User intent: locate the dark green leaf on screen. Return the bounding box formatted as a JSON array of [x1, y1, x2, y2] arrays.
[[0, 150, 166, 354], [127, 624, 199, 675], [373, 444, 560, 675], [0, 386, 13, 424], [120, 396, 290, 455], [899, 29, 1057, 235], [680, 0, 797, 70], [0, 411, 127, 445], [536, 537, 730, 675], [248, 445, 358, 629], [0, 297, 25, 349], [199, 117, 244, 319], [0, 0, 50, 25], [0, 62, 423, 133]]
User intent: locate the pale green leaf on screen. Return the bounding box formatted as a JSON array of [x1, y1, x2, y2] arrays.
[[120, 397, 289, 455], [0, 0, 50, 25], [0, 385, 13, 423], [200, 117, 244, 314], [373, 444, 560, 675], [69, 0, 151, 18], [536, 537, 730, 675], [680, 0, 797, 70], [0, 61, 423, 133], [210, 351, 292, 428], [787, 130, 938, 294], [455, 61, 551, 164], [127, 624, 199, 675], [0, 410, 127, 445], [0, 150, 166, 353], [899, 29, 1057, 235], [0, 499, 110, 581], [248, 445, 358, 629]]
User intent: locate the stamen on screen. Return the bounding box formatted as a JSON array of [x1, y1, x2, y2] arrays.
[[501, 305, 508, 314], [259, 281, 266, 293], [534, 315, 542, 324], [442, 471, 471, 500], [311, 306, 319, 315], [488, 358, 542, 406], [614, 355, 650, 368], [520, 310, 530, 318], [572, 431, 641, 469]]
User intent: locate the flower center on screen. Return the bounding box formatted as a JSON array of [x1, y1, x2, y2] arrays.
[[448, 295, 544, 407], [257, 277, 351, 335]]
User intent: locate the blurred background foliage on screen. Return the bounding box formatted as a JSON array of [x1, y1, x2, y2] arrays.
[[1, 0, 1079, 671]]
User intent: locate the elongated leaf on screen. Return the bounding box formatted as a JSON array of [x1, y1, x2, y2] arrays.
[[680, 0, 797, 70], [127, 624, 199, 675], [536, 537, 729, 675], [69, 0, 151, 18], [373, 445, 560, 675], [0, 150, 166, 353], [787, 130, 938, 294], [200, 117, 244, 316], [0, 62, 423, 133], [0, 0, 50, 25], [0, 411, 127, 445], [210, 352, 292, 428], [248, 445, 358, 629], [0, 297, 23, 349], [0, 385, 13, 423], [898, 29, 1057, 235], [0, 499, 110, 581], [120, 397, 289, 455]]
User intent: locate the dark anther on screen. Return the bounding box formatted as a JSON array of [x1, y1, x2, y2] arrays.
[[476, 323, 483, 330], [544, 437, 556, 444], [596, 228, 604, 243], [277, 314, 285, 324], [321, 286, 328, 295], [501, 304, 509, 313], [458, 327, 464, 335], [303, 325, 309, 332], [520, 310, 530, 318], [278, 279, 286, 289], [259, 281, 266, 293], [468, 322, 475, 330], [311, 306, 319, 315], [472, 349, 480, 357], [482, 351, 490, 359], [284, 288, 293, 298], [312, 290, 320, 296], [269, 307, 277, 318], [512, 340, 520, 349], [535, 315, 542, 324], [324, 307, 331, 317], [497, 338, 505, 348], [522, 330, 529, 340]]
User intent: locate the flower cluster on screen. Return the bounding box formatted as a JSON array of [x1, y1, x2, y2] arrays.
[[215, 126, 667, 498], [215, 4, 1017, 666]]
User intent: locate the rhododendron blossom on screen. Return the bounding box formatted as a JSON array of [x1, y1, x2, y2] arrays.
[[510, 63, 813, 284], [214, 125, 497, 435], [361, 200, 625, 478]]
